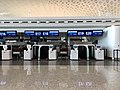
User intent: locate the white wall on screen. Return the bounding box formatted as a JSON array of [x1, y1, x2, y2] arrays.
[[98, 26, 120, 59]]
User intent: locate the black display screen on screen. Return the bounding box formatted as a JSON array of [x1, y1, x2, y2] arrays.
[[24, 31, 34, 37], [6, 31, 17, 37], [68, 31, 78, 36], [0, 31, 6, 37], [49, 30, 59, 36], [34, 31, 42, 36]]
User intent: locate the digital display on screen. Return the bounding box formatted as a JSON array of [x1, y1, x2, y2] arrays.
[[85, 31, 93, 36], [68, 31, 77, 36], [93, 30, 103, 36], [68, 30, 103, 37], [49, 30, 59, 36], [42, 31, 49, 36], [78, 31, 85, 36], [6, 31, 17, 37], [24, 31, 34, 37], [0, 31, 6, 37], [34, 31, 42, 36]]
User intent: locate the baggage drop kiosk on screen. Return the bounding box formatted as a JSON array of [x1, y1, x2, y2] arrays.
[[70, 44, 95, 60], [0, 45, 12, 60], [24, 30, 38, 60], [30, 30, 58, 60], [24, 45, 33, 60], [33, 44, 57, 60], [1, 31, 17, 60], [2, 45, 12, 60], [68, 30, 103, 60]]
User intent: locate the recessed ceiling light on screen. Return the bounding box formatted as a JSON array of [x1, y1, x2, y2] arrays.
[[0, 12, 10, 16]]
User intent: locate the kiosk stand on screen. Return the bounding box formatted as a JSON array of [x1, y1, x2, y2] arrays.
[[49, 46, 57, 60], [70, 45, 78, 60], [33, 44, 57, 60], [24, 45, 33, 60], [2, 45, 12, 60], [95, 46, 104, 60], [70, 44, 95, 60]]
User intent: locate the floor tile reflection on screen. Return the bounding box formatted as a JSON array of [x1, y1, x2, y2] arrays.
[[0, 65, 120, 90], [1, 59, 120, 66]]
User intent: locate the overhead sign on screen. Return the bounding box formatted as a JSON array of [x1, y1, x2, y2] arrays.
[[68, 30, 103, 37]]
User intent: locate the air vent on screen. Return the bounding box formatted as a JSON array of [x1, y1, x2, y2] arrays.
[[96, 21, 102, 22], [86, 21, 92, 22], [58, 21, 64, 23], [22, 21, 28, 23], [115, 20, 120, 22], [40, 21, 46, 23], [13, 21, 19, 23], [4, 21, 10, 23], [49, 21, 55, 23], [68, 21, 74, 23], [31, 21, 37, 23], [105, 20, 111, 22], [77, 21, 83, 23]]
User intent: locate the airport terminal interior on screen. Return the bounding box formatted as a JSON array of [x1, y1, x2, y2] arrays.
[[0, 0, 120, 90]]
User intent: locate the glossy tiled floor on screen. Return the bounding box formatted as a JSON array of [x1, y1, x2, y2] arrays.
[[0, 59, 120, 90]]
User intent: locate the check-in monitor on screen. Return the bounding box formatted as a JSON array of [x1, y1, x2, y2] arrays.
[[6, 31, 17, 37], [24, 30, 35, 37], [93, 30, 103, 36], [49, 30, 59, 36], [0, 31, 6, 37], [68, 30, 78, 36]]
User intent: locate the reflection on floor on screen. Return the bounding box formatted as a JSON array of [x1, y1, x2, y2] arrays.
[[0, 59, 120, 90], [0, 59, 120, 66]]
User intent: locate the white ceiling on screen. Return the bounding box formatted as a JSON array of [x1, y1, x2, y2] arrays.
[[0, 0, 120, 17]]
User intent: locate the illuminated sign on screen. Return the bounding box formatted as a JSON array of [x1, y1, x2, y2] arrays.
[[24, 31, 34, 37]]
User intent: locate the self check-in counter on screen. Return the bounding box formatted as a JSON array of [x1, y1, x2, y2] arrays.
[[70, 44, 95, 60], [0, 31, 18, 60], [24, 45, 33, 60], [68, 30, 104, 60], [0, 45, 12, 60], [95, 46, 104, 60], [24, 30, 58, 60], [5, 42, 33, 60], [33, 44, 57, 60]]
